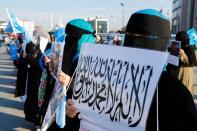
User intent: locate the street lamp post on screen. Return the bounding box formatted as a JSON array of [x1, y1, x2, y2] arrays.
[[50, 13, 53, 30], [120, 2, 125, 28]]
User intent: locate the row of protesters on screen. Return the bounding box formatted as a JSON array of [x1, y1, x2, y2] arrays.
[[14, 18, 96, 130], [62, 9, 197, 131], [14, 26, 57, 129], [167, 31, 197, 95]]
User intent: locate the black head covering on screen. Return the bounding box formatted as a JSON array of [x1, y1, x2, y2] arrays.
[[176, 31, 197, 66], [61, 19, 95, 75], [175, 31, 190, 48], [124, 9, 170, 51]]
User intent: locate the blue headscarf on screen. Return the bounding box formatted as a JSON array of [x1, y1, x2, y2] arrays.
[[134, 9, 168, 20], [54, 28, 66, 42]]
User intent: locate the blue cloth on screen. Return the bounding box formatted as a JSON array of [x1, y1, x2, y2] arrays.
[[72, 33, 95, 63], [6, 10, 25, 33], [5, 21, 14, 32], [187, 28, 197, 45], [24, 31, 33, 44], [56, 89, 67, 128], [54, 28, 65, 42], [135, 9, 168, 20], [9, 44, 19, 60], [39, 49, 51, 70]]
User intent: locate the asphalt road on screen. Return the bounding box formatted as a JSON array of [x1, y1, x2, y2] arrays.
[[0, 45, 35, 131]]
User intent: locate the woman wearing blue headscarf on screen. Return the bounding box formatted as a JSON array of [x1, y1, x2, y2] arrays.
[[47, 19, 96, 131]]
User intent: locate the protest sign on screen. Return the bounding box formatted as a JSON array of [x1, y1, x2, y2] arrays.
[[50, 42, 64, 79], [167, 40, 181, 66], [41, 81, 65, 131], [73, 44, 169, 131], [41, 42, 65, 131]]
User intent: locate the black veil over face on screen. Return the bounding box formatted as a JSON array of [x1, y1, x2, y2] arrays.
[[124, 35, 169, 51], [175, 31, 190, 49], [61, 23, 94, 75], [124, 13, 170, 52]]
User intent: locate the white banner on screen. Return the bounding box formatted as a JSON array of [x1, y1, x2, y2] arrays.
[[73, 44, 169, 131]]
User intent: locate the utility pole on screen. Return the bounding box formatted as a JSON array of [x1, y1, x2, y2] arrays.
[[120, 2, 125, 28], [59, 14, 62, 25], [50, 13, 53, 30]]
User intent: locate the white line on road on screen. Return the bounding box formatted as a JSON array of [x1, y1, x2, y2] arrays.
[[0, 65, 15, 68], [0, 68, 16, 72], [0, 84, 15, 89], [0, 75, 17, 80]]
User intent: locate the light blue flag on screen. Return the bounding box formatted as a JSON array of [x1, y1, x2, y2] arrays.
[[6, 9, 25, 33], [54, 28, 65, 42], [187, 28, 197, 45], [56, 88, 67, 128], [5, 21, 14, 32]]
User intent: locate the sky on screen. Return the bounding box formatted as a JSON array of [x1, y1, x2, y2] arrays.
[[0, 0, 172, 31]]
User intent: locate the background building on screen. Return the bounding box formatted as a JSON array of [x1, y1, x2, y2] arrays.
[[172, 0, 197, 34], [87, 17, 109, 34], [0, 21, 8, 31]]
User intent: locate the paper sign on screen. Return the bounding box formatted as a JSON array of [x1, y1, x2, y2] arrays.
[[167, 40, 181, 66], [167, 55, 179, 66], [41, 81, 64, 131], [73, 44, 169, 131], [41, 42, 65, 131], [40, 37, 49, 54], [49, 42, 64, 79]]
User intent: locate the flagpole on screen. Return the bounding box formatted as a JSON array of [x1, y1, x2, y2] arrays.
[[6, 8, 16, 33], [50, 13, 53, 30], [120, 2, 125, 28], [59, 14, 62, 25]]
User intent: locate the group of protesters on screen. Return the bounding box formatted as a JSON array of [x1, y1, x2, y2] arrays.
[[4, 8, 197, 131]]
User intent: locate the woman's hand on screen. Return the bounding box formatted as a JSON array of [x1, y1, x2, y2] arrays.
[[66, 99, 78, 118], [179, 48, 185, 56], [23, 52, 27, 58], [44, 56, 51, 64], [58, 71, 71, 86]]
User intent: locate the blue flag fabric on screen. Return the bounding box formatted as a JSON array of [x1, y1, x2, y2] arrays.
[[6, 10, 25, 33], [54, 28, 65, 42], [187, 28, 197, 45], [56, 88, 67, 128], [5, 21, 14, 32], [9, 44, 19, 60]]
